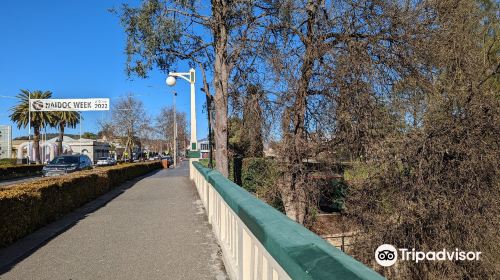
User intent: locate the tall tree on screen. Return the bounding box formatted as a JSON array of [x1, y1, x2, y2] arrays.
[[53, 111, 80, 155], [344, 1, 500, 278], [114, 0, 261, 177], [257, 0, 444, 223], [10, 90, 56, 163]]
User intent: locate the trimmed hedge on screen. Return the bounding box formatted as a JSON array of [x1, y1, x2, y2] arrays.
[[0, 159, 18, 166], [0, 164, 44, 180], [0, 161, 162, 247]]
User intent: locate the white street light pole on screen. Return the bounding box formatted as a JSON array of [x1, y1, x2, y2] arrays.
[[79, 112, 82, 154], [173, 91, 177, 167], [166, 68, 198, 158]]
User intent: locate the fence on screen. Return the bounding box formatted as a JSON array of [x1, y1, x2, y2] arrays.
[[190, 160, 384, 280]]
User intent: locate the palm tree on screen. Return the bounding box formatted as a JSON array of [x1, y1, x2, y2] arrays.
[[10, 89, 56, 163], [53, 111, 80, 155]]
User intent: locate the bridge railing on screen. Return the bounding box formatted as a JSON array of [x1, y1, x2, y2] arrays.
[[191, 160, 384, 280]]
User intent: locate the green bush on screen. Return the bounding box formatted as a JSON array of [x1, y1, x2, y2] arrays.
[[199, 158, 240, 183], [318, 179, 347, 212], [0, 164, 44, 180], [199, 158, 211, 168], [241, 158, 284, 212], [0, 159, 17, 166], [0, 161, 162, 248]]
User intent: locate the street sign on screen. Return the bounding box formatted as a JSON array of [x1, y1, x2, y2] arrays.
[[29, 98, 110, 111]]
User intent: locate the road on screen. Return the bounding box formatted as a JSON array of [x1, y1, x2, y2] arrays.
[[0, 175, 42, 188], [0, 161, 227, 280]]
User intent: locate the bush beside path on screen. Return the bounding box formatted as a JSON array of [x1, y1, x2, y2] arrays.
[[0, 161, 162, 248]]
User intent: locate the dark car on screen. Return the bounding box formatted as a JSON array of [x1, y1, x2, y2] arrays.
[[42, 155, 93, 177]]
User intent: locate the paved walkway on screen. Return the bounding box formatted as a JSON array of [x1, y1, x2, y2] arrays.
[[0, 162, 227, 280]]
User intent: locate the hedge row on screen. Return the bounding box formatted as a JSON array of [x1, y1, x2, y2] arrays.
[[0, 164, 45, 180], [0, 161, 162, 248], [0, 158, 18, 166]]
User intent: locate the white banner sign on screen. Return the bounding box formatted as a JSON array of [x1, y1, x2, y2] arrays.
[[30, 98, 110, 111]]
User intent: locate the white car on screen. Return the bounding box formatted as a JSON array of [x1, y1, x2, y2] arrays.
[[96, 157, 116, 166]]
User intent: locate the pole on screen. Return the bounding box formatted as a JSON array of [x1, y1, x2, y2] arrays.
[[28, 90, 31, 164], [79, 112, 82, 154], [43, 126, 46, 163], [173, 91, 177, 167], [189, 68, 197, 152]]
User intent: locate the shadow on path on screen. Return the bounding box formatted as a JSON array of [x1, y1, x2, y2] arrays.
[[0, 169, 162, 274]]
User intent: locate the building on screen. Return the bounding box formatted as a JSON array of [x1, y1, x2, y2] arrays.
[[0, 125, 12, 159], [13, 136, 110, 163], [198, 138, 210, 159]]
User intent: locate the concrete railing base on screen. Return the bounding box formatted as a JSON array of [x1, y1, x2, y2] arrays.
[[191, 161, 384, 280]]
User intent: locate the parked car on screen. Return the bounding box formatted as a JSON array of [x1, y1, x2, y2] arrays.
[[96, 157, 117, 166], [42, 155, 93, 177]]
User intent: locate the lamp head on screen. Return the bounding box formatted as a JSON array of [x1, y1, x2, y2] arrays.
[[166, 76, 176, 86]]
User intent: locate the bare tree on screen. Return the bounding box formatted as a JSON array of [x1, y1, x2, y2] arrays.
[[111, 94, 149, 161], [342, 1, 500, 279], [156, 106, 188, 154]]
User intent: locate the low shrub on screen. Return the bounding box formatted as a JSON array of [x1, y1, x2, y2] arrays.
[[0, 161, 161, 247], [318, 179, 347, 212], [0, 159, 17, 166], [241, 158, 284, 212], [0, 164, 44, 180]]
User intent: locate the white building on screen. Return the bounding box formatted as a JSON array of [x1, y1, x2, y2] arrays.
[[0, 125, 12, 159], [14, 136, 110, 163]]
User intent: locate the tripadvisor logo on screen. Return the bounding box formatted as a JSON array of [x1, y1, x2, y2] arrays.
[[375, 244, 481, 267]]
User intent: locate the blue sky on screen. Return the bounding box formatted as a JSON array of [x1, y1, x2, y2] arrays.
[[0, 0, 208, 139]]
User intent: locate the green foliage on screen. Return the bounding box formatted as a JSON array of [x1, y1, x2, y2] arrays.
[[319, 179, 347, 212], [53, 111, 80, 129], [82, 132, 97, 139], [0, 159, 17, 166], [343, 161, 379, 182], [9, 89, 56, 130], [228, 117, 247, 157], [241, 158, 284, 212], [114, 1, 190, 78], [198, 158, 210, 168]]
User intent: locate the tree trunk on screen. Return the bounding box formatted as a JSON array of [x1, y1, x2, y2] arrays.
[[33, 126, 41, 164], [212, 0, 230, 177], [280, 0, 318, 224], [58, 121, 65, 155], [206, 94, 215, 168], [280, 175, 308, 224], [128, 137, 134, 162]]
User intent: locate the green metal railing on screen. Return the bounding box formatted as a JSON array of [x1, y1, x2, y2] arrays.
[[193, 161, 384, 280]]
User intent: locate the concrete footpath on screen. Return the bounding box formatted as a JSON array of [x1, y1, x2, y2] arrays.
[[0, 161, 227, 280]]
